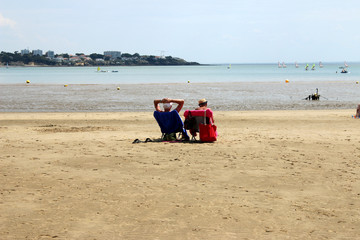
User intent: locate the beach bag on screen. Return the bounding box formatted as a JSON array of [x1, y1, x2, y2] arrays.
[[199, 111, 217, 142], [184, 111, 196, 130]]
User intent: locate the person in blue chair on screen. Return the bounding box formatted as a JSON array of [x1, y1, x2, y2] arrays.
[[153, 98, 189, 141], [154, 98, 184, 113]]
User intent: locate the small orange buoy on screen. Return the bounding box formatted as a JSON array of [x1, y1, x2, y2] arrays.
[[285, 79, 289, 83]]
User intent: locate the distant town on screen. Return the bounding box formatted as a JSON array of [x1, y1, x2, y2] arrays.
[[0, 49, 200, 66]]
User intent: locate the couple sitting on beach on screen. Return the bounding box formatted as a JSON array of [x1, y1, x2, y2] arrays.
[[153, 97, 210, 141], [154, 98, 208, 113]]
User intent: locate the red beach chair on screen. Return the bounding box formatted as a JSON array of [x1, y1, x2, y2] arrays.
[[184, 109, 217, 142]]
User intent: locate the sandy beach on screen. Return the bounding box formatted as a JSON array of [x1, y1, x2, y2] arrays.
[[1, 110, 359, 239]]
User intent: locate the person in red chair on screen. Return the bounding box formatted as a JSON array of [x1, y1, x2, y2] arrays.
[[183, 98, 217, 141], [154, 98, 184, 113], [354, 104, 360, 118], [196, 98, 208, 110], [195, 98, 214, 122]]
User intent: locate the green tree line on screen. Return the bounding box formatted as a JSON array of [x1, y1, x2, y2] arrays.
[[0, 51, 199, 66], [0, 51, 56, 65]]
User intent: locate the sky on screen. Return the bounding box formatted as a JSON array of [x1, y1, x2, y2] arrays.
[[1, 0, 360, 64]]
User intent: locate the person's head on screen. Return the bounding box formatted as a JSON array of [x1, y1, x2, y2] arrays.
[[163, 102, 172, 112], [198, 98, 208, 107]]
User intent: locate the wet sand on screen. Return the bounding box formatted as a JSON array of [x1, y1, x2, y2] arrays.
[[1, 110, 359, 239], [1, 82, 360, 112]]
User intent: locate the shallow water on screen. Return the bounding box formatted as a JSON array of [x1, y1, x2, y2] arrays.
[[1, 63, 359, 84]]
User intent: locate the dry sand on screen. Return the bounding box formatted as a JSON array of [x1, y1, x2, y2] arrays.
[[1, 110, 359, 239]]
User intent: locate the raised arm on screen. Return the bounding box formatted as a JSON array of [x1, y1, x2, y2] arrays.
[[170, 99, 184, 112], [154, 98, 184, 112], [154, 99, 162, 112]]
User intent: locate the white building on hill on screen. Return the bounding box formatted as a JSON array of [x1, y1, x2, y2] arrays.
[[104, 51, 121, 59], [21, 49, 30, 55], [46, 51, 55, 59], [32, 49, 43, 56]]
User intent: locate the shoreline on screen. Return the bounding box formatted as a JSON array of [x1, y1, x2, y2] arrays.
[[0, 64, 202, 68], [1, 79, 358, 84], [1, 82, 360, 112], [1, 61, 359, 67], [0, 108, 358, 114], [0, 108, 356, 115]]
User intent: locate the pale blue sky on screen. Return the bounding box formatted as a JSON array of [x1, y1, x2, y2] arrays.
[[1, 0, 359, 64]]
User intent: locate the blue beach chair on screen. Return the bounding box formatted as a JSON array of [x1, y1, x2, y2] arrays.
[[153, 111, 189, 141]]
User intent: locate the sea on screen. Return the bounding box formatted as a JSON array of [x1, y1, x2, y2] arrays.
[[1, 63, 359, 112]]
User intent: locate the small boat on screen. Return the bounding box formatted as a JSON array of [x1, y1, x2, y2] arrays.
[[227, 64, 231, 69], [311, 64, 316, 70], [305, 64, 309, 71], [282, 62, 287, 68], [339, 62, 349, 71], [295, 62, 299, 68], [112, 70, 118, 72], [319, 61, 323, 68], [278, 62, 282, 68], [96, 67, 108, 72]]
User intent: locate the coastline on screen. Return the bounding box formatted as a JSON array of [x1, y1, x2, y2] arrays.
[[1, 110, 359, 239], [1, 82, 360, 112], [0, 64, 202, 68]]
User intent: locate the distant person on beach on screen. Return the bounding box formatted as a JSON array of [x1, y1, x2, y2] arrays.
[[355, 104, 360, 118], [195, 98, 208, 110], [154, 98, 184, 113]]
